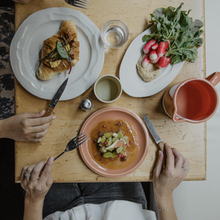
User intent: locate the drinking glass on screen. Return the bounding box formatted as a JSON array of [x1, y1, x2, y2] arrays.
[[101, 20, 129, 48]]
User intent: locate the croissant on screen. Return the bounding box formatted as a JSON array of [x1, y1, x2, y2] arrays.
[[36, 20, 79, 80]]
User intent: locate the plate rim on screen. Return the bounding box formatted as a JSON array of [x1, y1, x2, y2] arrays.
[[10, 7, 105, 101], [79, 106, 149, 177]]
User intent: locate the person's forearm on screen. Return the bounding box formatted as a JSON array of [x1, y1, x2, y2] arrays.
[[156, 195, 178, 220], [23, 197, 44, 220]]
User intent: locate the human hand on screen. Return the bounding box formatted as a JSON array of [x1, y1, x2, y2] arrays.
[[20, 157, 54, 203], [0, 110, 55, 142], [153, 143, 189, 207]]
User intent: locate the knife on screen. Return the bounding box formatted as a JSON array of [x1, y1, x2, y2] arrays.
[[143, 113, 165, 152], [44, 78, 69, 117]]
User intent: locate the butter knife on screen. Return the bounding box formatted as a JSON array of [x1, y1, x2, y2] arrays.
[[143, 113, 165, 151], [44, 78, 69, 117]]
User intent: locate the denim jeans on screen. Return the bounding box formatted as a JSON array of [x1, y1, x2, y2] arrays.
[[43, 182, 147, 218]]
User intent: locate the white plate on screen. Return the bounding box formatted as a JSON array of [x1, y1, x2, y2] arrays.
[[119, 29, 184, 97], [10, 7, 105, 100]]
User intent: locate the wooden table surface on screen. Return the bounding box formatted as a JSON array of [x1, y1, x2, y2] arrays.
[[14, 0, 206, 183]]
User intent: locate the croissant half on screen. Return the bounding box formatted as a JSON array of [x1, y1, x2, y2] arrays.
[[36, 20, 80, 80]]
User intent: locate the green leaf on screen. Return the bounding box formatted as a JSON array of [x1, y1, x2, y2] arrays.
[[142, 32, 162, 42], [170, 55, 182, 65], [194, 30, 204, 38], [187, 9, 192, 15], [157, 23, 161, 31], [190, 19, 204, 36], [179, 11, 192, 31], [177, 35, 189, 48], [142, 35, 153, 42], [164, 6, 175, 20], [56, 41, 69, 59], [152, 8, 165, 19], [169, 50, 183, 56], [195, 38, 203, 47], [173, 2, 184, 23]]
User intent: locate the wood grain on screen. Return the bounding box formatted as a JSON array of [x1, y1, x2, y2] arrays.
[[14, 0, 206, 182]]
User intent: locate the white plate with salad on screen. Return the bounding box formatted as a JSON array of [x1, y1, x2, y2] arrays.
[[119, 3, 203, 98], [10, 7, 105, 100], [119, 29, 184, 98]]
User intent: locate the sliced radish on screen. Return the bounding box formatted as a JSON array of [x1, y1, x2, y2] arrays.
[[157, 41, 170, 57], [157, 42, 166, 57], [152, 43, 158, 50], [151, 56, 160, 64], [149, 50, 158, 61], [142, 54, 151, 67], [143, 39, 157, 54], [158, 56, 171, 68]]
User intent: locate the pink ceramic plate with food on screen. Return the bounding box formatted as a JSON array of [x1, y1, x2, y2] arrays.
[[79, 107, 149, 177]]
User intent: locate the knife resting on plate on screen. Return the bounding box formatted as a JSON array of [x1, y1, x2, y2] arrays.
[[43, 78, 69, 117]]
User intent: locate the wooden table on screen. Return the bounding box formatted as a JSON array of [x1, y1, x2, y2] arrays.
[[14, 0, 206, 182]]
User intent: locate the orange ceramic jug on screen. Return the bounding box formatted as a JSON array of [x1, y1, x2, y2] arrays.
[[162, 72, 220, 123]]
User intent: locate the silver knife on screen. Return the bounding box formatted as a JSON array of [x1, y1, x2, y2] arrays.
[[44, 78, 69, 117], [143, 113, 165, 151]]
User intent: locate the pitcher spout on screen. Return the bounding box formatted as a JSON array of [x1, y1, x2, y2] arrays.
[[172, 111, 185, 122]]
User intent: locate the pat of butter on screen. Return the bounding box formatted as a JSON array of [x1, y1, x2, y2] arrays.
[[50, 59, 61, 68]]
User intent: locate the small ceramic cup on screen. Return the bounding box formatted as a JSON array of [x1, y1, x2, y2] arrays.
[[94, 75, 122, 103]]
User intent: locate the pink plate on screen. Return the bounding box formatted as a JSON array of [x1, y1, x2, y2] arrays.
[[79, 107, 149, 177]]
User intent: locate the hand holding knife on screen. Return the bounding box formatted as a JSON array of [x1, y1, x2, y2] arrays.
[[43, 78, 69, 117]]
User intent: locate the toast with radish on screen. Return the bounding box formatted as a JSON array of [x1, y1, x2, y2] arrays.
[[136, 53, 160, 82]]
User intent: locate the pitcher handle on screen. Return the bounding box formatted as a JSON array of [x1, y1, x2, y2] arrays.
[[206, 72, 220, 86]]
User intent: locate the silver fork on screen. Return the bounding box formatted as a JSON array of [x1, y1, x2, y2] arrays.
[[54, 132, 90, 161], [65, 0, 90, 9]]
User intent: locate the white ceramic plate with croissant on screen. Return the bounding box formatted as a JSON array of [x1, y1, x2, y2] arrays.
[[10, 7, 105, 100]]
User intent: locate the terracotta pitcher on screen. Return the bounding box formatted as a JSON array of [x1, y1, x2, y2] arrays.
[[162, 72, 220, 123]]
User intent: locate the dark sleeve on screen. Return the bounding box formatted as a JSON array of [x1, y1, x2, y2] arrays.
[[0, 1, 14, 7]]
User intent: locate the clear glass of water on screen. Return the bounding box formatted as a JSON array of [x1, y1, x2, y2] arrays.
[[101, 20, 129, 48]]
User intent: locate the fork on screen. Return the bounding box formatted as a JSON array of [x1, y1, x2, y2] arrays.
[[54, 132, 90, 161], [65, 0, 90, 9]]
